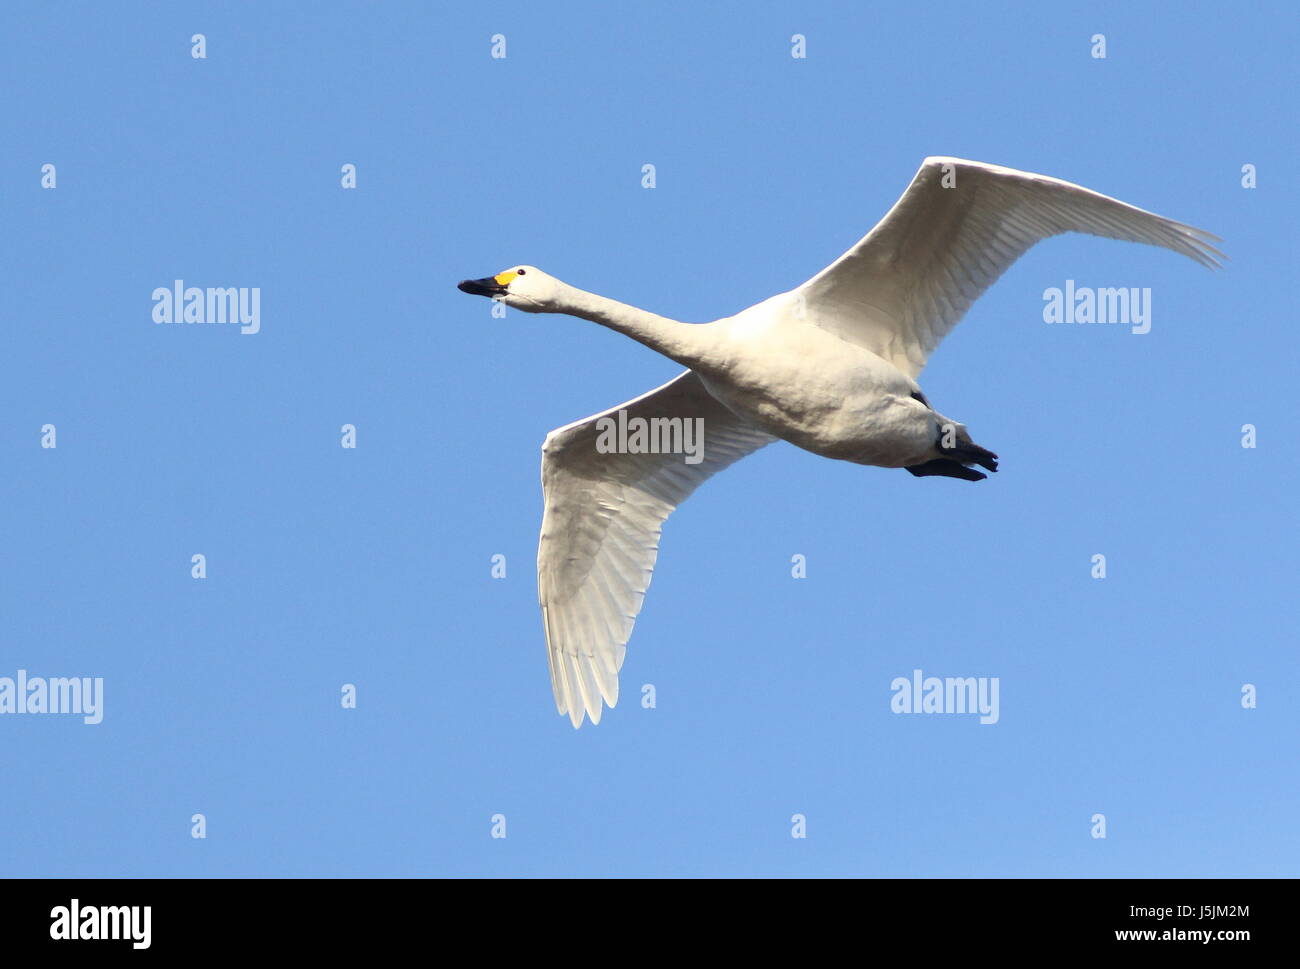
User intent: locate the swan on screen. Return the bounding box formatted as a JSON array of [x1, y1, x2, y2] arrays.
[[457, 156, 1222, 728]]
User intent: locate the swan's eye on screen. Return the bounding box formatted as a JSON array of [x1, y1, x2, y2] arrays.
[[517, 269, 526, 275]]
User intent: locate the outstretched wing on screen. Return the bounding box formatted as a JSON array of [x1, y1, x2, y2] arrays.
[[538, 370, 774, 727], [797, 156, 1223, 378]]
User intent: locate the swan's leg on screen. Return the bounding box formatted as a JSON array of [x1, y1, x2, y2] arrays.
[[905, 459, 987, 482]]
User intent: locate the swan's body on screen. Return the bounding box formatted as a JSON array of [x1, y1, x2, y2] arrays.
[[458, 157, 1222, 728], [694, 296, 940, 468]]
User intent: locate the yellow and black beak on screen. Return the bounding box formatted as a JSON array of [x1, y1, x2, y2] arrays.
[[457, 271, 518, 298]]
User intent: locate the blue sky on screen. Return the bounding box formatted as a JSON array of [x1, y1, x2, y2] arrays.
[[3, 1, 1295, 877]]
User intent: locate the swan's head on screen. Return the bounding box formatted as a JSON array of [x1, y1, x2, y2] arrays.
[[457, 265, 560, 313]]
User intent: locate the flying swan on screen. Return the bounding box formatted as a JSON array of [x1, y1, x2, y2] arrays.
[[458, 157, 1222, 728]]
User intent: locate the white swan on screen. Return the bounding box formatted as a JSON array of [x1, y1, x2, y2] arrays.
[[458, 157, 1222, 728]]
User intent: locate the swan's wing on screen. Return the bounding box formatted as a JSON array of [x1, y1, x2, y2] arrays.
[[538, 370, 775, 727], [797, 156, 1223, 378]]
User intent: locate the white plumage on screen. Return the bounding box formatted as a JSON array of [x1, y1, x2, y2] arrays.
[[458, 157, 1222, 727]]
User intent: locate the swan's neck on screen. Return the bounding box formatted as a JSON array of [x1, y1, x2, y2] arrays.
[[556, 285, 713, 370]]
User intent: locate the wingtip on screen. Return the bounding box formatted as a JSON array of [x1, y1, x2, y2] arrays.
[[1172, 223, 1227, 270], [551, 647, 613, 728], [561, 699, 609, 729]]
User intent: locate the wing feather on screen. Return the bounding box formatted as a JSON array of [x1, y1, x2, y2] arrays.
[[798, 156, 1223, 377], [538, 370, 774, 727]]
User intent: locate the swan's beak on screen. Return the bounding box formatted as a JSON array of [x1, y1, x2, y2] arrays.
[[457, 276, 508, 298]]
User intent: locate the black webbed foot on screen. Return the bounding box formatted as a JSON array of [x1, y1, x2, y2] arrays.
[[905, 459, 987, 482]]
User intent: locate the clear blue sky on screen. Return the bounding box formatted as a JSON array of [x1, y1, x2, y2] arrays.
[[3, 1, 1295, 877]]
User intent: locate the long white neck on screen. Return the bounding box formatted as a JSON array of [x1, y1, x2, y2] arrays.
[[554, 284, 714, 370]]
